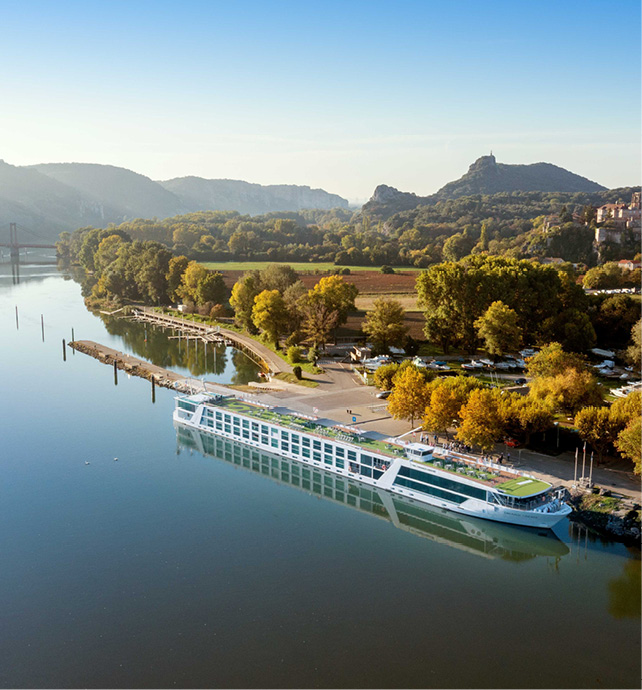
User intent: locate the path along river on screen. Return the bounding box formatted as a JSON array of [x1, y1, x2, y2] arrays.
[[0, 262, 640, 689]]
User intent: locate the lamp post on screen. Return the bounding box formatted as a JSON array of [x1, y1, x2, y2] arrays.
[[554, 421, 559, 449]]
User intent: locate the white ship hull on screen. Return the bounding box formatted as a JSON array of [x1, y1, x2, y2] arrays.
[[173, 398, 571, 530]]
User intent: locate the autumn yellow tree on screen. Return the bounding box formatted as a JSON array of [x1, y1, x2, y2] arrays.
[[252, 290, 288, 348], [423, 376, 484, 436], [456, 389, 504, 451], [387, 366, 430, 427]]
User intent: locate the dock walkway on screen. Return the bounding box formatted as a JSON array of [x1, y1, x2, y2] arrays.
[[130, 307, 291, 375]]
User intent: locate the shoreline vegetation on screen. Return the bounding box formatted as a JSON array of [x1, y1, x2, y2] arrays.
[[55, 211, 641, 541]]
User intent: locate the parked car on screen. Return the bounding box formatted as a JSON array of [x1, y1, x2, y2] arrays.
[[376, 390, 391, 399], [514, 378, 527, 385]]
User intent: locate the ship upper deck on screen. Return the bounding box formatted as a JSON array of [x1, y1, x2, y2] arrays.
[[187, 394, 552, 498]]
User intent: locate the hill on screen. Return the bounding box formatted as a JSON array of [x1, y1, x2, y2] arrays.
[[0, 160, 114, 239], [159, 176, 349, 215], [362, 154, 608, 220]]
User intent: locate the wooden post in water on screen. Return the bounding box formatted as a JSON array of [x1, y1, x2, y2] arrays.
[[151, 376, 156, 404], [71, 328, 75, 354], [15, 306, 18, 330], [41, 314, 45, 342], [114, 360, 118, 386], [62, 338, 66, 361]]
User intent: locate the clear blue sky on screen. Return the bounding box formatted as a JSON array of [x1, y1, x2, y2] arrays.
[[2, 0, 639, 201]]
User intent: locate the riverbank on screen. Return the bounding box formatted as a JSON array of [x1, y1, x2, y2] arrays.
[[569, 491, 641, 545]]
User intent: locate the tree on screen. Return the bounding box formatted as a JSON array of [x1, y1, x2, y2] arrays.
[[363, 298, 408, 353], [526, 342, 586, 378], [252, 290, 288, 348], [259, 264, 298, 293], [373, 363, 399, 391], [308, 275, 358, 329], [176, 261, 208, 304], [230, 272, 261, 331], [530, 368, 603, 414], [300, 292, 339, 351], [423, 376, 484, 436], [456, 389, 503, 452], [626, 319, 641, 369], [387, 366, 430, 427], [499, 394, 554, 445], [574, 406, 625, 463], [195, 272, 227, 306], [166, 255, 189, 302], [474, 301, 522, 356], [94, 235, 124, 274], [615, 418, 641, 475]]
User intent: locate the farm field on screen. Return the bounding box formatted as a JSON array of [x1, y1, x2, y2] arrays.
[[202, 261, 422, 273]]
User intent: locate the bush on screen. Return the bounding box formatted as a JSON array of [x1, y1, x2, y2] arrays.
[[374, 363, 399, 391], [307, 346, 319, 363], [209, 303, 227, 319], [381, 265, 395, 274], [293, 365, 302, 380], [287, 346, 302, 363], [341, 267, 351, 275]]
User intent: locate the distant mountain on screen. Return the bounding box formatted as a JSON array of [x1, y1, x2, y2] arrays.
[[0, 160, 113, 239], [0, 160, 349, 242], [362, 154, 608, 219], [434, 154, 606, 198], [31, 163, 184, 220], [159, 176, 349, 215]]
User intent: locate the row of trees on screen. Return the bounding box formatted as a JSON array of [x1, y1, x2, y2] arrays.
[[382, 343, 640, 473], [57, 186, 639, 270], [58, 226, 228, 308], [229, 265, 358, 349]]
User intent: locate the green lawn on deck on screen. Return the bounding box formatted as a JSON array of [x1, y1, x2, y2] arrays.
[[497, 476, 550, 497]]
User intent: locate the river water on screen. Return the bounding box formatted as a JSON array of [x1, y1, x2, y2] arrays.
[[1, 263, 640, 689]]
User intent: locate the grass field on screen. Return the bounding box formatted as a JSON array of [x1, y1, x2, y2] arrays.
[[202, 261, 422, 273]]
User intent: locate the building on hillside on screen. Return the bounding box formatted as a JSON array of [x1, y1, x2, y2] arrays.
[[595, 192, 641, 245], [539, 257, 565, 265], [618, 259, 641, 271]]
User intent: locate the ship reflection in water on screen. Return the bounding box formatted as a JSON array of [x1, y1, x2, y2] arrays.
[[175, 424, 570, 562]]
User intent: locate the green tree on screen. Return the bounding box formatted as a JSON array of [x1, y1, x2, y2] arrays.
[[195, 271, 227, 306], [615, 418, 641, 475], [230, 272, 261, 331], [363, 298, 408, 353], [308, 275, 358, 331], [626, 319, 641, 369], [94, 234, 124, 275], [474, 300, 522, 356], [252, 290, 288, 348], [300, 292, 339, 351], [166, 255, 189, 303], [387, 366, 431, 427]]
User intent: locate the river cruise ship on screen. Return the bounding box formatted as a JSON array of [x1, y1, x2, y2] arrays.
[[176, 424, 570, 560], [173, 393, 572, 529]]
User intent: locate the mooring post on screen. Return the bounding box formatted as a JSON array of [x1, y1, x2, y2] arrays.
[[15, 306, 18, 330], [114, 360, 118, 386], [151, 377, 156, 404], [41, 314, 45, 342], [62, 338, 66, 361]]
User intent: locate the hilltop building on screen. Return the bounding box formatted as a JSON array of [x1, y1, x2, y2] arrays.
[[595, 192, 641, 245]]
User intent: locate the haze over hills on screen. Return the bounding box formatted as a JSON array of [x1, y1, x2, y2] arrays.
[[0, 160, 350, 242], [159, 176, 349, 216], [362, 154, 608, 219]]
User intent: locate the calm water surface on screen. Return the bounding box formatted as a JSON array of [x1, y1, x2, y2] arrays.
[[0, 264, 640, 688]]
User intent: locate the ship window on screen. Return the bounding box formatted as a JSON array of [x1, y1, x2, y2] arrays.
[[302, 438, 310, 447], [313, 440, 321, 451], [242, 430, 249, 439], [233, 418, 240, 427], [361, 454, 373, 466], [397, 466, 486, 500], [336, 447, 345, 458], [215, 412, 222, 421], [242, 419, 249, 429], [271, 427, 278, 436], [336, 458, 345, 469], [292, 434, 300, 444], [251, 422, 258, 431], [394, 476, 468, 504], [373, 469, 383, 480], [324, 443, 333, 454], [271, 439, 278, 448], [178, 400, 197, 412], [361, 467, 372, 478], [348, 451, 357, 461], [261, 424, 268, 434], [324, 455, 332, 465], [313, 452, 321, 462], [261, 435, 268, 445], [302, 448, 310, 458], [281, 442, 289, 452], [281, 431, 289, 441]]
